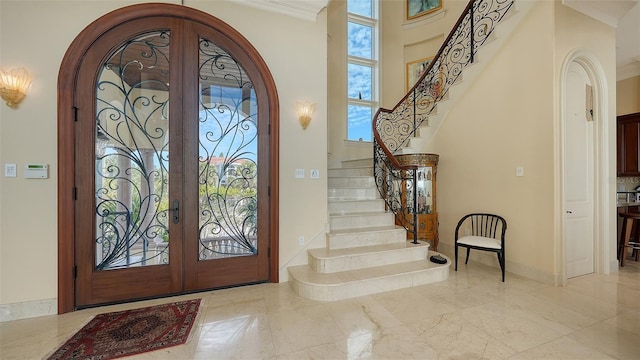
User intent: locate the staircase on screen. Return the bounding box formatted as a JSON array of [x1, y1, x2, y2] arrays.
[[399, 0, 535, 154], [288, 159, 450, 301], [288, 0, 535, 301]]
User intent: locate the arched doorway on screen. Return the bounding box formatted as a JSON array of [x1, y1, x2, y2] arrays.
[[563, 61, 595, 278], [558, 51, 612, 285], [58, 4, 279, 312]]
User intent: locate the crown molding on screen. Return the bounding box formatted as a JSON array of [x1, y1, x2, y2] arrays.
[[562, 0, 638, 27], [225, 0, 330, 21], [617, 57, 640, 81]]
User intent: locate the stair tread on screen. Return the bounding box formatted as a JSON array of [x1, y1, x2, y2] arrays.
[[328, 169, 372, 172], [329, 165, 372, 169], [329, 190, 378, 193], [329, 211, 383, 216], [329, 211, 390, 218], [328, 199, 383, 206], [308, 240, 428, 259], [289, 255, 450, 285], [329, 185, 377, 194], [328, 175, 373, 178], [329, 225, 404, 235], [328, 197, 379, 201]]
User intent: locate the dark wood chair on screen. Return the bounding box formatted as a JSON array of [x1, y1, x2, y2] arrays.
[[455, 213, 507, 281], [618, 212, 640, 267]]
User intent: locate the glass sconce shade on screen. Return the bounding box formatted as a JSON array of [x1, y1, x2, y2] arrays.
[[0, 67, 32, 108], [296, 101, 315, 130]]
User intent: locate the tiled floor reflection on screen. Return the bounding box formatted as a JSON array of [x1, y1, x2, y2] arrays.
[[1, 260, 639, 359]]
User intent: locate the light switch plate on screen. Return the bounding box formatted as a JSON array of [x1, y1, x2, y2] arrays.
[[4, 163, 17, 177], [515, 166, 524, 177], [295, 169, 305, 178]]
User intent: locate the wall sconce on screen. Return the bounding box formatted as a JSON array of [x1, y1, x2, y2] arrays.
[[0, 67, 32, 108], [296, 101, 315, 130]]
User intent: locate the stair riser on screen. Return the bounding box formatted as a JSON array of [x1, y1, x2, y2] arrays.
[[328, 167, 373, 177], [328, 176, 376, 188], [289, 265, 450, 301], [330, 213, 394, 230], [327, 228, 406, 249], [341, 159, 373, 168], [309, 246, 429, 274], [328, 187, 378, 200], [328, 199, 385, 214]]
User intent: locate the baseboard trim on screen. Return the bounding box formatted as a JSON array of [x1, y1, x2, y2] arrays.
[[438, 242, 555, 285], [1, 298, 57, 322]]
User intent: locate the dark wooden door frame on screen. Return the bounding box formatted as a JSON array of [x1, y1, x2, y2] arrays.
[[58, 3, 279, 314]]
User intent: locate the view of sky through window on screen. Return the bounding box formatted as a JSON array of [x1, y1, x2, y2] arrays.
[[348, 105, 373, 141], [347, 0, 372, 17], [347, 22, 372, 59], [348, 63, 372, 100], [347, 0, 376, 142]]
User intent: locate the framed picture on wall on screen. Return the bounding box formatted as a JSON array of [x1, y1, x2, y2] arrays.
[[406, 57, 433, 91], [407, 0, 443, 20]]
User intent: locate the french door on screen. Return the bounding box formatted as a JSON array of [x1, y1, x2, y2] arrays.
[[68, 9, 276, 308]]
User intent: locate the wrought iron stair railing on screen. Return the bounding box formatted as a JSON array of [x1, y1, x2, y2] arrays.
[[373, 0, 515, 243]]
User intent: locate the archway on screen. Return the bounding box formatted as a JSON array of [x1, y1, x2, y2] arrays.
[[58, 3, 280, 313]]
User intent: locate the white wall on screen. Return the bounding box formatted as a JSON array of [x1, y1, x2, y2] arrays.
[[372, 0, 616, 283], [380, 0, 467, 108], [0, 0, 327, 320], [432, 1, 616, 283], [431, 1, 557, 282], [617, 75, 640, 115]]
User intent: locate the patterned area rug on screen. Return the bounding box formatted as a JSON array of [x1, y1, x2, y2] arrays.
[[47, 298, 201, 360]]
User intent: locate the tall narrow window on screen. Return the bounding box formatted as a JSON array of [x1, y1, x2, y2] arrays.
[[347, 0, 378, 141]]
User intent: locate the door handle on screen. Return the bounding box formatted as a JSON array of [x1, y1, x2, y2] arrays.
[[171, 199, 179, 224], [566, 210, 573, 214]]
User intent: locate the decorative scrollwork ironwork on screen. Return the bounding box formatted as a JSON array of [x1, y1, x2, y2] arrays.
[[95, 30, 171, 270], [373, 141, 417, 241], [373, 0, 514, 238], [197, 38, 258, 260]]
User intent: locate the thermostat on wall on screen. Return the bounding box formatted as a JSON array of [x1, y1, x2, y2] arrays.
[[24, 164, 48, 179]]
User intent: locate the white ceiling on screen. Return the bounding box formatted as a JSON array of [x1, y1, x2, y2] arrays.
[[615, 1, 640, 79], [564, 0, 640, 80], [235, 0, 640, 80]]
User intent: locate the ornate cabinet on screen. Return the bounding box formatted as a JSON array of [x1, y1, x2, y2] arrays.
[[396, 153, 439, 251]]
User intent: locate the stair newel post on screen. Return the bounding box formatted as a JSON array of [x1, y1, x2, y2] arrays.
[[470, 3, 475, 64], [411, 167, 419, 244]]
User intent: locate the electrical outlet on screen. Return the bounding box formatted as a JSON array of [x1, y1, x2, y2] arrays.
[[310, 169, 320, 179], [298, 236, 305, 247]]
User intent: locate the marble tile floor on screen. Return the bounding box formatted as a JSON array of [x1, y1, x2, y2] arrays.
[[1, 260, 639, 360]]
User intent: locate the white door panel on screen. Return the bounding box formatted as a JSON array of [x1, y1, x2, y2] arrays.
[[564, 62, 594, 278]]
